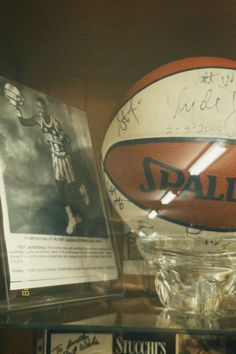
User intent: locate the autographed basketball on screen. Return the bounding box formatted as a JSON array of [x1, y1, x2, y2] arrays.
[[102, 57, 236, 237]]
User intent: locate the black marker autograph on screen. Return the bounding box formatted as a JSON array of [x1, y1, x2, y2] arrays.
[[172, 88, 220, 119], [191, 70, 234, 87], [51, 333, 100, 354], [116, 97, 142, 136], [106, 179, 129, 210], [223, 90, 236, 137]]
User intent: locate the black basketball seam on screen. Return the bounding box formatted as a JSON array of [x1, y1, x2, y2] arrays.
[[103, 136, 236, 160]]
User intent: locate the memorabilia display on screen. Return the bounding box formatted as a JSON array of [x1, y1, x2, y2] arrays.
[[45, 329, 236, 354], [102, 57, 236, 315], [0, 76, 119, 309], [46, 329, 173, 354]]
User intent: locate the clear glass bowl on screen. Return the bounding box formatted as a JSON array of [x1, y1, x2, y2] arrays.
[[137, 234, 236, 315]]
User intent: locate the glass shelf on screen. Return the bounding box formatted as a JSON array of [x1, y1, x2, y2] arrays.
[[1, 294, 236, 334]]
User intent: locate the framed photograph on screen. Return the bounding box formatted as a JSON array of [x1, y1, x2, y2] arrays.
[[0, 77, 119, 310], [176, 334, 236, 354]]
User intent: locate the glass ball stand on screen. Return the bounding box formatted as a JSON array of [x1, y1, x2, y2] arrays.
[[154, 308, 222, 330], [137, 232, 236, 321]]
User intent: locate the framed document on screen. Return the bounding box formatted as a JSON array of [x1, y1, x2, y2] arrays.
[[0, 77, 120, 310]]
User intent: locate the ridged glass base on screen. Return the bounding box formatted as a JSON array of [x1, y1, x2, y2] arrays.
[[137, 235, 236, 315]]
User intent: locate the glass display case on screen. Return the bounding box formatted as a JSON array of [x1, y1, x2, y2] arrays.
[[2, 1, 236, 353]]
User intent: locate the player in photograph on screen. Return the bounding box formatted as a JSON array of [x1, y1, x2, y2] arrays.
[[3, 82, 89, 235]]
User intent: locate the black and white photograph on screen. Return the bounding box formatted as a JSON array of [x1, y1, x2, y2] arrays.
[[1, 79, 106, 237], [0, 77, 117, 291]]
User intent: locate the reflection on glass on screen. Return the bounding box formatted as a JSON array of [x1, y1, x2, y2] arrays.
[[160, 191, 177, 205], [188, 143, 227, 176]]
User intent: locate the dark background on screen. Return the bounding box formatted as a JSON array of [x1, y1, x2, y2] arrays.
[[1, 0, 236, 159], [1, 1, 236, 352]]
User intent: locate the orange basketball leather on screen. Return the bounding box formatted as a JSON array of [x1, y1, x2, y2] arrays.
[[104, 138, 236, 231]]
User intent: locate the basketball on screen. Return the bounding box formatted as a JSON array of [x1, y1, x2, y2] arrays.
[[102, 57, 236, 238]]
